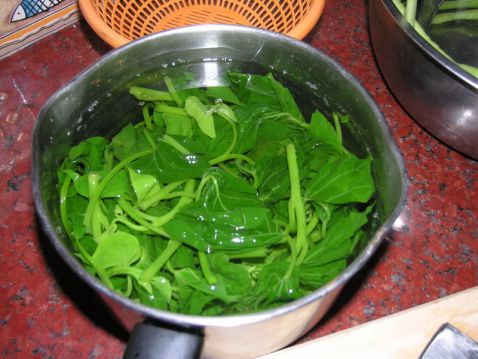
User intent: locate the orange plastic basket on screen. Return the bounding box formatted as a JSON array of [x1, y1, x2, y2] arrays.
[[79, 0, 326, 48]]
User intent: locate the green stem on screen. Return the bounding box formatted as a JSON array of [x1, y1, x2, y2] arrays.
[[286, 143, 308, 266], [262, 112, 310, 129], [161, 134, 191, 155], [195, 174, 213, 202], [118, 197, 170, 236], [218, 162, 240, 178], [129, 86, 174, 102], [198, 251, 217, 285], [91, 201, 104, 241], [114, 217, 151, 233], [164, 76, 183, 107], [124, 276, 133, 297], [209, 153, 255, 166], [317, 202, 332, 238], [140, 240, 181, 282], [405, 0, 418, 25], [59, 173, 93, 263], [288, 199, 297, 233], [432, 9, 478, 24], [139, 180, 185, 210], [143, 103, 155, 130], [227, 247, 268, 259], [88, 173, 104, 241], [161, 191, 197, 200], [107, 266, 143, 278], [84, 149, 154, 234], [59, 174, 73, 235], [440, 0, 478, 10], [460, 63, 478, 77], [96, 266, 114, 289], [152, 179, 196, 227], [155, 104, 188, 116], [306, 213, 319, 235], [212, 116, 237, 162], [285, 235, 298, 280], [332, 112, 343, 147], [143, 126, 157, 148]]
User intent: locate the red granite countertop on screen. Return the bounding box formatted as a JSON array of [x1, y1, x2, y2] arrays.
[[1, 0, 477, 357]]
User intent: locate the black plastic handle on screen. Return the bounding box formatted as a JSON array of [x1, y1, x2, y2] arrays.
[[123, 322, 204, 359]]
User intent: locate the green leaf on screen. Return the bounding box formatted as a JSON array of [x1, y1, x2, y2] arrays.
[[76, 170, 129, 200], [130, 140, 209, 183], [197, 168, 260, 210], [205, 86, 241, 105], [251, 260, 302, 306], [134, 234, 167, 270], [228, 72, 282, 109], [321, 205, 373, 248], [169, 245, 196, 269], [204, 116, 234, 159], [191, 207, 271, 229], [70, 172, 89, 198], [209, 253, 252, 296], [174, 268, 234, 303], [309, 110, 343, 153], [233, 111, 261, 154], [100, 170, 130, 198], [111, 123, 153, 161], [185, 96, 216, 138], [91, 231, 141, 270], [128, 168, 161, 205], [135, 276, 172, 310], [175, 288, 218, 315], [301, 238, 351, 268], [78, 235, 97, 256], [266, 73, 304, 121], [64, 193, 89, 239], [163, 212, 283, 252], [305, 155, 375, 204], [299, 260, 347, 288], [163, 113, 193, 137], [256, 155, 290, 202], [68, 136, 108, 171]]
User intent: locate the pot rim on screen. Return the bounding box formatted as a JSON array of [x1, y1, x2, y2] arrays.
[[32, 24, 408, 329]]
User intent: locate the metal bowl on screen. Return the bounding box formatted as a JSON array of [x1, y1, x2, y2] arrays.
[[32, 24, 406, 358], [369, 0, 478, 159]]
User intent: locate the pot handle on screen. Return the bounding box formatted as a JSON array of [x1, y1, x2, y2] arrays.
[[123, 322, 204, 359]]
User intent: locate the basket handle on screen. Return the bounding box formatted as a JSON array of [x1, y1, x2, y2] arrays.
[[123, 322, 204, 359]]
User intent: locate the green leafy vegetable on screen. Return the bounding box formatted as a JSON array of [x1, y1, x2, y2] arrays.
[[58, 71, 376, 315]]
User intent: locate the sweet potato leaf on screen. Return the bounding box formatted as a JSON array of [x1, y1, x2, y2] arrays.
[[91, 231, 141, 270], [135, 276, 172, 310], [130, 141, 209, 183], [58, 71, 377, 316], [305, 155, 375, 204], [309, 110, 343, 153], [111, 123, 153, 161]]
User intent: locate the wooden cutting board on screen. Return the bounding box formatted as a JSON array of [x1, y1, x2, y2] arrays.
[[261, 286, 478, 358]]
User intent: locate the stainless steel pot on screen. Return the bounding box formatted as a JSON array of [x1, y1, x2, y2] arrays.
[[32, 24, 407, 358], [369, 0, 478, 159]]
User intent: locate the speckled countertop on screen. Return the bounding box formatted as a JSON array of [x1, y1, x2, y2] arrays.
[[0, 0, 477, 357]]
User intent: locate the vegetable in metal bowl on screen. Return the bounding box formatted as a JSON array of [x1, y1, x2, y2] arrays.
[[369, 0, 478, 159], [58, 71, 377, 316], [32, 25, 406, 359]]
